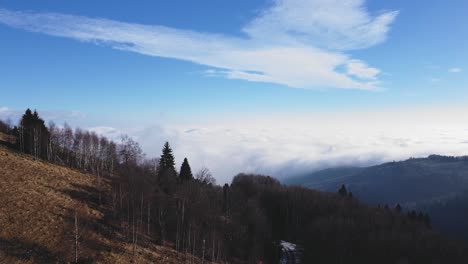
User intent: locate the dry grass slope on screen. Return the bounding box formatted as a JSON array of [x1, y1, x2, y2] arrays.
[[0, 147, 205, 263]]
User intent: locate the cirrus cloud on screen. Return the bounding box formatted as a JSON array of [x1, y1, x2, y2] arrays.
[[0, 0, 398, 90]]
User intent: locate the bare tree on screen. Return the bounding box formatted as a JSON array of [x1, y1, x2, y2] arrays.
[[119, 135, 144, 166], [196, 167, 216, 185]]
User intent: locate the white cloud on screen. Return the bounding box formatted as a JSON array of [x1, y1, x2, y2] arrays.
[[4, 105, 468, 185], [449, 67, 462, 73], [86, 106, 468, 184], [88, 126, 122, 141], [0, 1, 398, 90], [0, 107, 20, 121], [243, 0, 399, 50], [346, 59, 380, 80]]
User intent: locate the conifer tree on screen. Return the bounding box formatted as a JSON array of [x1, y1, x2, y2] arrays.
[[179, 157, 193, 182], [395, 203, 402, 213], [158, 142, 177, 192], [423, 213, 431, 228], [18, 109, 49, 159], [158, 142, 176, 173], [338, 184, 348, 196], [223, 184, 230, 214]]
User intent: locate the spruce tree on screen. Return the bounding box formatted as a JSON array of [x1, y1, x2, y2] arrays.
[[158, 142, 176, 173], [338, 184, 348, 196], [179, 157, 193, 182], [158, 142, 177, 192], [395, 203, 402, 213], [223, 184, 230, 214], [423, 213, 431, 228], [18, 109, 49, 159]]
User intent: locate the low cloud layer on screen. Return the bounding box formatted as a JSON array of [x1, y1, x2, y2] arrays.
[[3, 106, 468, 184], [89, 108, 468, 184], [0, 0, 397, 90]]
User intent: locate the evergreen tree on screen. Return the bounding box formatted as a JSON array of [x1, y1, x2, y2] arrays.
[[18, 109, 49, 159], [417, 211, 425, 222], [395, 203, 402, 213], [338, 184, 348, 196], [423, 213, 431, 228], [158, 142, 177, 193], [158, 142, 176, 172], [223, 183, 230, 214], [179, 157, 193, 182]]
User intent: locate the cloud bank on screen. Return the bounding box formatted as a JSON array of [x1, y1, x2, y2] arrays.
[[84, 107, 468, 184], [0, 0, 397, 90], [4, 106, 468, 184]]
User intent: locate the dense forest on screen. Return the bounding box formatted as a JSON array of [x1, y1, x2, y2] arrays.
[[285, 156, 468, 242], [1, 109, 468, 264]]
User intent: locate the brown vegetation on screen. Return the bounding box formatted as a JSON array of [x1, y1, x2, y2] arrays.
[[0, 146, 209, 263]]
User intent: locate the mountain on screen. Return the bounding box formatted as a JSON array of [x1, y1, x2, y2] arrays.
[[284, 155, 468, 239], [3, 120, 468, 263], [2, 147, 468, 263], [284, 166, 364, 190], [0, 146, 202, 264]]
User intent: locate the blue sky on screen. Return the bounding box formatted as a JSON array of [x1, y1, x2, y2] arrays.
[[1, 0, 468, 182]]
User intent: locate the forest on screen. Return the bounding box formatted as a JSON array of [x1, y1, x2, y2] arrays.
[[1, 109, 468, 264]]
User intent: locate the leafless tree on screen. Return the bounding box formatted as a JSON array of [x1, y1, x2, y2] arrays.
[[196, 167, 216, 185]]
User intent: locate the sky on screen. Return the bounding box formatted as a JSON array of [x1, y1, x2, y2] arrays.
[[1, 0, 468, 183]]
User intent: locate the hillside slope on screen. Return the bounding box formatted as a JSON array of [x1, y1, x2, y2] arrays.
[[284, 167, 364, 189], [0, 146, 201, 263], [286, 155, 468, 205], [285, 155, 468, 239]]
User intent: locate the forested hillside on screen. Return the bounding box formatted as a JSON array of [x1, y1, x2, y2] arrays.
[[2, 110, 468, 263], [285, 156, 468, 240], [0, 146, 205, 263]]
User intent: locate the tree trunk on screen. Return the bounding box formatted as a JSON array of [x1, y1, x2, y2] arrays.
[[74, 210, 79, 263], [147, 201, 151, 235]]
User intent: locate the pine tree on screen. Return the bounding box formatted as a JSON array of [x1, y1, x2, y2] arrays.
[[158, 142, 176, 172], [338, 184, 348, 196], [18, 109, 49, 159], [423, 213, 431, 228], [158, 142, 177, 193], [395, 203, 402, 213], [179, 157, 193, 182], [223, 184, 230, 214]]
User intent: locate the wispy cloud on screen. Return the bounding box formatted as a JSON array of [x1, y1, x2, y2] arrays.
[[449, 67, 462, 73], [346, 59, 380, 80], [0, 0, 398, 90], [243, 0, 398, 50]]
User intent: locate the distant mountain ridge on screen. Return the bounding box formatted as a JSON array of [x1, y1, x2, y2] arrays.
[[285, 155, 468, 205], [284, 154, 468, 240]]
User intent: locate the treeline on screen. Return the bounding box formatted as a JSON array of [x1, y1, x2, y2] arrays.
[[2, 109, 468, 263], [0, 109, 227, 262]]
